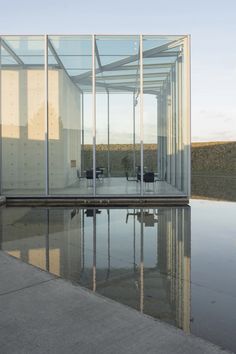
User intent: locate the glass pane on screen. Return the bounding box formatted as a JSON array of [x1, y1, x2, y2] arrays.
[[1, 35, 45, 195], [48, 35, 93, 195], [95, 35, 141, 195], [143, 36, 187, 196]]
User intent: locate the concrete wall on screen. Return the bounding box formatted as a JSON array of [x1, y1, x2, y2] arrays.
[[1, 69, 81, 192]]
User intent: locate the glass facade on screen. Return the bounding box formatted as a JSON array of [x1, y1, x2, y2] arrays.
[[0, 35, 190, 198]]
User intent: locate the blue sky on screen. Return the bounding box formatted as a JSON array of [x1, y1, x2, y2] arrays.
[[0, 0, 235, 142]]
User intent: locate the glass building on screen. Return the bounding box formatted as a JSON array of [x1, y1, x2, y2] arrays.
[[0, 35, 191, 201]]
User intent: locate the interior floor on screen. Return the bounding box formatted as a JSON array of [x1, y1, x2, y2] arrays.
[[3, 178, 185, 197]]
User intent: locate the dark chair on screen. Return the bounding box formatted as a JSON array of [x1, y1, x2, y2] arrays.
[[143, 172, 155, 190], [86, 169, 93, 186], [96, 167, 104, 180], [86, 168, 103, 186], [144, 172, 154, 183]]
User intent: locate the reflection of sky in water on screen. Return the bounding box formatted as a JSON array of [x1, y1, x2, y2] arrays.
[[190, 199, 236, 351], [191, 199, 236, 295]]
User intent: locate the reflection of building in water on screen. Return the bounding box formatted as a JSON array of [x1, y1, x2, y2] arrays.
[[157, 208, 191, 332], [0, 208, 82, 279], [0, 206, 190, 332]]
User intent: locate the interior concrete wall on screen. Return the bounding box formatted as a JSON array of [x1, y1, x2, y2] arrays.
[[1, 69, 81, 192]]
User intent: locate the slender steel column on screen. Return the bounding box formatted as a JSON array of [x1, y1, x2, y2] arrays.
[[44, 35, 49, 196], [156, 95, 158, 175], [81, 92, 84, 175], [107, 92, 110, 177], [0, 37, 3, 246], [140, 35, 144, 196], [92, 35, 96, 196], [172, 65, 176, 187], [177, 55, 183, 191], [184, 36, 191, 198], [133, 93, 136, 176], [176, 58, 183, 190], [0, 37, 2, 195]]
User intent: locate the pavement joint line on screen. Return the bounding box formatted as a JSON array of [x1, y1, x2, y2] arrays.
[[0, 277, 58, 297]]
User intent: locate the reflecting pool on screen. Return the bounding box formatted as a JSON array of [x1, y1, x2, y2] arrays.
[[0, 189, 236, 352]]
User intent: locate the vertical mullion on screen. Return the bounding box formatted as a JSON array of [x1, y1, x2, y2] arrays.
[[107, 92, 110, 177], [183, 36, 191, 197], [92, 35, 96, 196], [186, 36, 191, 198], [81, 92, 84, 176], [156, 95, 158, 175], [177, 55, 183, 191], [0, 37, 2, 195], [45, 35, 49, 196], [140, 35, 144, 196], [133, 92, 136, 176]]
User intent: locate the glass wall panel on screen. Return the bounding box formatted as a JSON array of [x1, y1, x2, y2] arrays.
[[182, 37, 191, 196], [48, 35, 93, 195], [0, 36, 45, 195], [95, 35, 141, 195], [143, 36, 187, 196]]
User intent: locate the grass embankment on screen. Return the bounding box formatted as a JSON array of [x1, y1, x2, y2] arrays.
[[191, 141, 236, 177], [84, 141, 236, 177]]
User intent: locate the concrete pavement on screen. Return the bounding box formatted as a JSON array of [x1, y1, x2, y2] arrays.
[[0, 251, 232, 354]]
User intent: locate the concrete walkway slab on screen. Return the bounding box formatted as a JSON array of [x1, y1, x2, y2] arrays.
[[0, 251, 56, 295], [0, 252, 232, 354]]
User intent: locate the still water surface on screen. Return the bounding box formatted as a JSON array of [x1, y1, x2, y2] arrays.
[[1, 180, 236, 352]]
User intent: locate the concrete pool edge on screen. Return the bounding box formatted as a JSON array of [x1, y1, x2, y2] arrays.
[[0, 251, 231, 354], [5, 196, 189, 207]]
